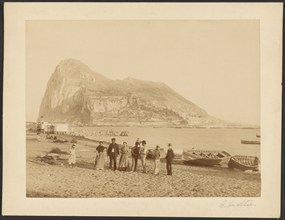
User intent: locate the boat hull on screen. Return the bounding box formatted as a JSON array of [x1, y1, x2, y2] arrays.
[[183, 158, 223, 166], [182, 150, 230, 166], [228, 156, 258, 171], [241, 140, 260, 144]]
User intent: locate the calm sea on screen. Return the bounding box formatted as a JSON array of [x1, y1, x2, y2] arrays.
[[71, 127, 260, 157]]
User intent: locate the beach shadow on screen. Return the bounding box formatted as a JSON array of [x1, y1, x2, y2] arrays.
[[26, 137, 39, 142], [75, 160, 96, 170], [27, 157, 69, 166], [182, 163, 261, 181], [27, 158, 48, 166]]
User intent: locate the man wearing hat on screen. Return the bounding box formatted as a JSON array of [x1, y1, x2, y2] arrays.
[[139, 140, 149, 173], [165, 143, 175, 175], [107, 138, 120, 171]]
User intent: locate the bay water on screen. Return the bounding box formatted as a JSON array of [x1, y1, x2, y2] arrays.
[[72, 127, 260, 157]]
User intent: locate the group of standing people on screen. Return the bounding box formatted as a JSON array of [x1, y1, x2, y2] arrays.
[[70, 137, 175, 176]]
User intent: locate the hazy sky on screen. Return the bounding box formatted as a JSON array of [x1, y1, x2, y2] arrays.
[[26, 20, 260, 125]]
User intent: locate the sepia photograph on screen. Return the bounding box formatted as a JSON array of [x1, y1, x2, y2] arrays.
[[26, 20, 261, 198], [3, 3, 282, 217]]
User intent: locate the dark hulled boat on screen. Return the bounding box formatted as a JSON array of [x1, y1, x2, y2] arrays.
[[241, 140, 260, 145], [228, 155, 259, 171]]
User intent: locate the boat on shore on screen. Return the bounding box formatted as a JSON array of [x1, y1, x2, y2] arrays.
[[182, 150, 231, 166], [241, 140, 260, 145], [256, 134, 260, 138], [228, 155, 259, 171]]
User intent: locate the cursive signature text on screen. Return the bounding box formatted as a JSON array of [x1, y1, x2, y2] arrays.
[[219, 199, 256, 208]]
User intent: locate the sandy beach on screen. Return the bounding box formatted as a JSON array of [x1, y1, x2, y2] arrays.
[[26, 132, 261, 198]]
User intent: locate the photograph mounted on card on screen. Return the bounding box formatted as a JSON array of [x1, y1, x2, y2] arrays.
[[2, 2, 282, 218]]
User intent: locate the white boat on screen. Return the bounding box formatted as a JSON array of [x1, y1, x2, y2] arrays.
[[182, 150, 231, 166]]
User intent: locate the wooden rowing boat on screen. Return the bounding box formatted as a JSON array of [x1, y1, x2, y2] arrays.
[[182, 150, 231, 166], [241, 140, 260, 144], [172, 148, 183, 160], [228, 155, 259, 171], [256, 134, 260, 138]]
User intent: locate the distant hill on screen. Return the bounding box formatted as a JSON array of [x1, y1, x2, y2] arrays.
[[38, 59, 237, 127]]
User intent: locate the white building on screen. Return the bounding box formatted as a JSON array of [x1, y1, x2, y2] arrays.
[[39, 122, 69, 134], [53, 123, 69, 133]]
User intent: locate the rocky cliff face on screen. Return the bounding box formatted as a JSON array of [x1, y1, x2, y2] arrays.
[[38, 59, 227, 126]]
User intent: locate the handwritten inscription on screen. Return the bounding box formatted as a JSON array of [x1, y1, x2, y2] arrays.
[[219, 199, 256, 208]]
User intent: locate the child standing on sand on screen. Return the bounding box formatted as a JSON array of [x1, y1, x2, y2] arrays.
[[68, 144, 77, 168], [68, 144, 90, 168]]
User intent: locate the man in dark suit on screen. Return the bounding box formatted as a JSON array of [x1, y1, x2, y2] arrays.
[[131, 141, 140, 172], [107, 138, 119, 171], [165, 143, 175, 176]]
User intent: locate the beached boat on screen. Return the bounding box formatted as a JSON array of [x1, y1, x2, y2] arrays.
[[173, 148, 183, 160], [256, 134, 260, 138], [182, 150, 231, 166], [228, 155, 259, 171], [241, 140, 260, 144]]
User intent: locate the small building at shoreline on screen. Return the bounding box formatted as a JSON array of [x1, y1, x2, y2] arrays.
[[39, 122, 69, 134]]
